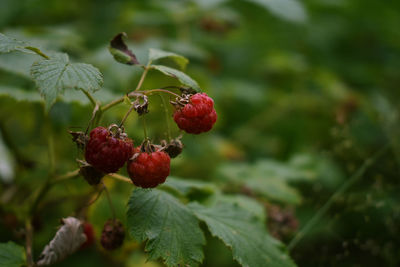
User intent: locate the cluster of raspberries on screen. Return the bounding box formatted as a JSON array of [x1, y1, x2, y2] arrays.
[[83, 93, 217, 188]]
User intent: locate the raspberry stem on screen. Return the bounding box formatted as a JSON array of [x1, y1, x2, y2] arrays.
[[119, 104, 136, 127], [85, 103, 100, 135], [107, 173, 133, 184], [159, 94, 172, 140], [142, 88, 180, 98], [134, 61, 152, 91], [25, 219, 34, 267], [80, 88, 97, 107], [102, 182, 116, 220], [142, 115, 148, 140]]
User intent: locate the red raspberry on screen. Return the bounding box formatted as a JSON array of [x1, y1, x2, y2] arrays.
[[85, 126, 133, 173], [173, 93, 217, 134], [80, 222, 95, 249], [127, 150, 170, 188]]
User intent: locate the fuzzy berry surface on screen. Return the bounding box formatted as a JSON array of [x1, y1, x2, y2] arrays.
[[101, 219, 125, 250], [80, 222, 95, 249], [173, 93, 217, 134], [127, 150, 170, 188], [85, 127, 133, 173]]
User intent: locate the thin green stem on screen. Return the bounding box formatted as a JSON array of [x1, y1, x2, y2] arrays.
[[101, 97, 124, 112], [142, 115, 148, 140], [134, 62, 152, 91], [25, 46, 50, 60], [119, 104, 136, 127], [25, 219, 34, 267], [102, 182, 116, 220], [159, 94, 172, 140], [48, 130, 55, 176], [287, 144, 390, 251], [141, 88, 180, 98], [83, 187, 104, 207], [107, 173, 133, 184], [85, 103, 100, 134], [81, 89, 97, 107], [50, 169, 80, 185], [101, 87, 177, 112]]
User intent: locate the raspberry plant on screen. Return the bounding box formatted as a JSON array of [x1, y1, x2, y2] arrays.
[[0, 32, 296, 267]]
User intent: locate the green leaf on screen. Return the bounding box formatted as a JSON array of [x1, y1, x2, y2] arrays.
[[0, 53, 39, 78], [127, 189, 205, 267], [0, 132, 15, 183], [0, 33, 33, 54], [0, 86, 42, 102], [150, 65, 201, 92], [149, 48, 188, 70], [218, 195, 267, 223], [245, 0, 307, 23], [0, 242, 26, 267], [189, 202, 296, 267], [30, 53, 103, 110], [218, 161, 302, 204], [247, 177, 301, 205], [161, 176, 217, 197]]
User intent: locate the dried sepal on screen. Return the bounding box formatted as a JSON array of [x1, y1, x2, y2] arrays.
[[109, 32, 140, 65], [78, 159, 104, 185]]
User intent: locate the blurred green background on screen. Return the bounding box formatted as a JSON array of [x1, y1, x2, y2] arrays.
[[1, 0, 400, 266]]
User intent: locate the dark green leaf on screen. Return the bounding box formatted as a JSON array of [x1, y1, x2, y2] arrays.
[[127, 189, 205, 267], [150, 65, 201, 91], [0, 242, 26, 267], [189, 202, 296, 267]]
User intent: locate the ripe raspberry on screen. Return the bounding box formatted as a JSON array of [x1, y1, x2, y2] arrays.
[[127, 149, 170, 188], [100, 219, 125, 250], [173, 93, 217, 134], [80, 222, 95, 249], [85, 126, 133, 173]]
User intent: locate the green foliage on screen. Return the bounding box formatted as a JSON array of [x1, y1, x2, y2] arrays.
[[150, 65, 201, 92], [148, 48, 189, 70], [218, 158, 311, 204], [161, 176, 217, 197], [246, 0, 307, 23], [127, 189, 205, 267], [0, 86, 41, 103], [0, 33, 33, 54], [30, 53, 103, 109], [189, 201, 296, 267], [0, 242, 26, 267]]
